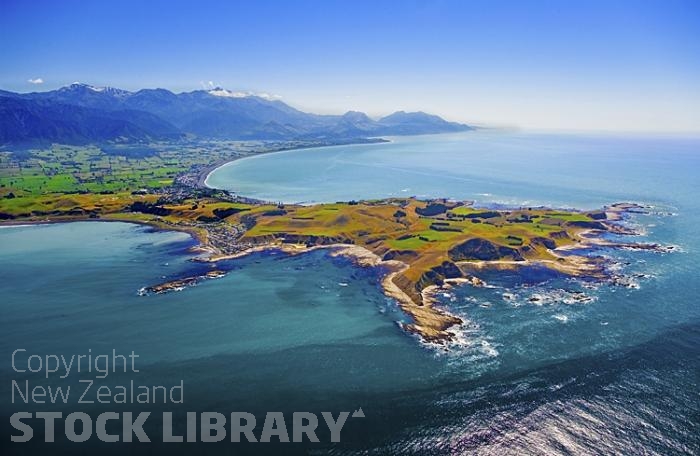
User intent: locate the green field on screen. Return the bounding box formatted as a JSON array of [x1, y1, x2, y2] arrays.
[[0, 143, 242, 197]]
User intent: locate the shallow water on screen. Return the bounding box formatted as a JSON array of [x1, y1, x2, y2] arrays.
[[2, 131, 700, 454]]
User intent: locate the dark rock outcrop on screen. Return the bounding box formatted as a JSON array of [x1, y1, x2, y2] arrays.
[[434, 261, 463, 279], [567, 220, 607, 230], [587, 211, 608, 220], [129, 201, 171, 216], [461, 211, 500, 219], [448, 238, 524, 261], [415, 261, 464, 293], [213, 207, 249, 219], [415, 203, 449, 216], [531, 236, 557, 249], [262, 209, 287, 216], [550, 230, 570, 239], [429, 223, 462, 232]]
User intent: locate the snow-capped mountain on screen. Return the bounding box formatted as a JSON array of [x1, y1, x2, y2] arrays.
[[0, 84, 473, 144]]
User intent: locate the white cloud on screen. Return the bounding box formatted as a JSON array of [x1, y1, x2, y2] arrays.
[[256, 92, 282, 101], [199, 79, 283, 100], [207, 86, 282, 100], [27, 78, 44, 84]]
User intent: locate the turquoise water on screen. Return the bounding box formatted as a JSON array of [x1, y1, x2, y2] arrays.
[[206, 131, 699, 210], [2, 132, 700, 454]]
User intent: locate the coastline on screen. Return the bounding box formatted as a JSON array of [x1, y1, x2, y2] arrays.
[[0, 128, 672, 350], [156, 204, 655, 344], [204, 241, 465, 343], [0, 199, 669, 346], [200, 137, 391, 191], [1, 213, 465, 343], [198, 159, 234, 188], [0, 216, 212, 254]]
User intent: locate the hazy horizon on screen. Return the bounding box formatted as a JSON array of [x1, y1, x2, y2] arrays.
[[2, 0, 699, 133]]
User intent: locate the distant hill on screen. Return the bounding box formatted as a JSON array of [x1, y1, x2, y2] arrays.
[[0, 83, 474, 145], [376, 111, 467, 135]]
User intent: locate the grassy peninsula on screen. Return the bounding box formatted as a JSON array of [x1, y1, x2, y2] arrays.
[[0, 143, 667, 343]]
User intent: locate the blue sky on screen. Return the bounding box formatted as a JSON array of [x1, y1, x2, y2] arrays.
[[1, 0, 699, 132]]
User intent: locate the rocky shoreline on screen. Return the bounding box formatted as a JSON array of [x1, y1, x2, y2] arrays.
[[136, 201, 675, 345], [2, 191, 675, 347]]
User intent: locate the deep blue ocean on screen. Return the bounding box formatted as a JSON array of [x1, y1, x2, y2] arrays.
[[1, 131, 699, 454]]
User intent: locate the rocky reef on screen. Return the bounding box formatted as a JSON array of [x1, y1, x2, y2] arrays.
[[139, 270, 226, 295]]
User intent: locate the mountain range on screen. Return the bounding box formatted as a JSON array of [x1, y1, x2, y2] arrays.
[[0, 83, 473, 145]]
